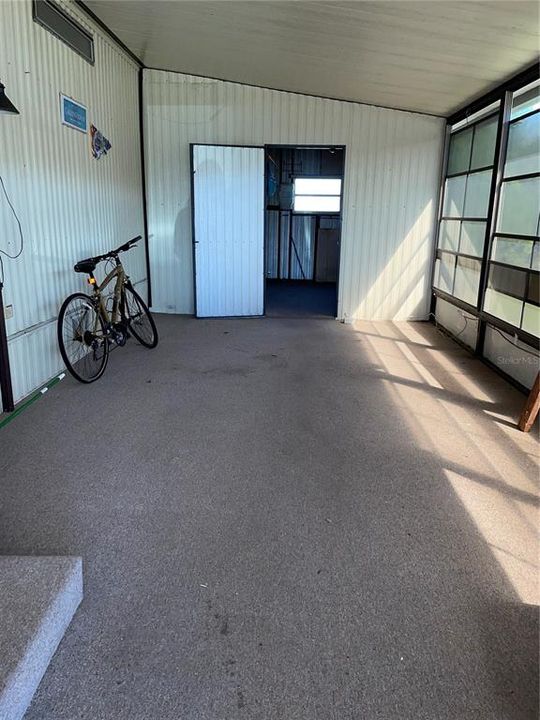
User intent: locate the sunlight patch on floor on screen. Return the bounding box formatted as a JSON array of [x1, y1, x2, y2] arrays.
[[445, 469, 538, 605], [353, 320, 539, 606], [397, 323, 495, 404], [395, 340, 443, 389]]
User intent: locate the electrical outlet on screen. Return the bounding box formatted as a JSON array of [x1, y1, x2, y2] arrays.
[[4, 304, 13, 320]]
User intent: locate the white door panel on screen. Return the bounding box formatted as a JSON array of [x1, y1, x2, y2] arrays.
[[192, 145, 265, 317]]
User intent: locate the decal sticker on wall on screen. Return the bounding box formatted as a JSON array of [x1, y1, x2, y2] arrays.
[[90, 124, 111, 159], [60, 94, 87, 133]]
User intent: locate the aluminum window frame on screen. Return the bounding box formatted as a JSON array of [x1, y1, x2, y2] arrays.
[[431, 65, 540, 353], [433, 110, 499, 310], [483, 102, 540, 335]]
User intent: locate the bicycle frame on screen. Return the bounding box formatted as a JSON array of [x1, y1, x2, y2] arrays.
[[87, 258, 127, 335]]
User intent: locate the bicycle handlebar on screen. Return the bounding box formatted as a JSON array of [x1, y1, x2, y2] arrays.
[[84, 236, 141, 265], [110, 235, 142, 256]]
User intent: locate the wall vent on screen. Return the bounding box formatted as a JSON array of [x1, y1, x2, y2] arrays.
[[33, 1, 94, 65]]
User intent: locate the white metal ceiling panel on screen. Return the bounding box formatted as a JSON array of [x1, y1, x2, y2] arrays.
[[192, 145, 265, 317], [86, 0, 539, 116]]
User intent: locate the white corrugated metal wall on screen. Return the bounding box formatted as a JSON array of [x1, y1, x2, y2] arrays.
[[0, 0, 146, 403], [144, 70, 445, 320]]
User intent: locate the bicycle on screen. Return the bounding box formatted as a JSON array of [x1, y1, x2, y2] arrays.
[[57, 236, 158, 383]]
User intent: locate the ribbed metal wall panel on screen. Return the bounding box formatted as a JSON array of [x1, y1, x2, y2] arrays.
[[144, 70, 444, 320], [279, 214, 291, 280], [290, 215, 315, 280], [192, 145, 264, 317], [0, 0, 145, 403], [265, 211, 279, 279]]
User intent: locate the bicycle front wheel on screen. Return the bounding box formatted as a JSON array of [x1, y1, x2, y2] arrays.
[[122, 285, 158, 348], [57, 292, 109, 383]]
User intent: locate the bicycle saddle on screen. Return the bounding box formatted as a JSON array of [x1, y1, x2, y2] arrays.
[[74, 258, 97, 273]]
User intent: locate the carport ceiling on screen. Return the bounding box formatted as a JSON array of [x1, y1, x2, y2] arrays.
[[84, 0, 539, 116]]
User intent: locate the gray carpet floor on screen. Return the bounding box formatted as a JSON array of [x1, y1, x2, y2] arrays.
[[0, 315, 538, 720]]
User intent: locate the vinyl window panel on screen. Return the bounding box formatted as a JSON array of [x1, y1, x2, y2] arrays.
[[433, 253, 456, 295], [511, 79, 540, 121], [459, 221, 486, 257], [447, 128, 473, 175], [491, 237, 534, 269], [484, 288, 523, 326], [463, 170, 492, 219], [522, 303, 540, 337], [488, 264, 527, 298], [438, 220, 460, 252], [505, 111, 540, 178], [497, 176, 540, 237], [447, 114, 497, 176], [442, 175, 466, 217], [470, 115, 498, 171], [453, 257, 481, 305]]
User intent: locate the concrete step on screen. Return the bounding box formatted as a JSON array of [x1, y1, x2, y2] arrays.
[[0, 557, 82, 720]]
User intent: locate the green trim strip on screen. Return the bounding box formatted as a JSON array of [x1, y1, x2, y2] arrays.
[[0, 373, 65, 430]]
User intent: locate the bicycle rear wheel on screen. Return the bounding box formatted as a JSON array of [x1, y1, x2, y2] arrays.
[[122, 285, 158, 348], [58, 292, 109, 383]]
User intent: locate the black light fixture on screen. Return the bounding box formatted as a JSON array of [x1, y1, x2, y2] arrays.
[[0, 82, 19, 115]]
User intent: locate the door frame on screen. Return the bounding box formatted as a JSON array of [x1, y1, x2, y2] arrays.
[[263, 144, 347, 318], [189, 143, 265, 318]]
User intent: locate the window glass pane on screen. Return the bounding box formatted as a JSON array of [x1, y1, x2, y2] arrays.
[[434, 254, 455, 294], [484, 288, 523, 325], [438, 220, 460, 251], [442, 175, 466, 217], [454, 257, 481, 305], [497, 176, 540, 236], [505, 112, 540, 178], [488, 264, 527, 297], [294, 178, 342, 196], [464, 170, 491, 218], [491, 237, 533, 269], [470, 116, 498, 170], [522, 303, 540, 337], [459, 221, 486, 257], [293, 195, 340, 212], [528, 273, 539, 304], [447, 128, 473, 175], [511, 80, 540, 120]]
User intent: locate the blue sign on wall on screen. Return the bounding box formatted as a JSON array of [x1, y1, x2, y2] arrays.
[[60, 94, 87, 133]]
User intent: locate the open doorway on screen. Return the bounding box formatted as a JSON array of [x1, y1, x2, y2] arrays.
[[264, 145, 345, 318]]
